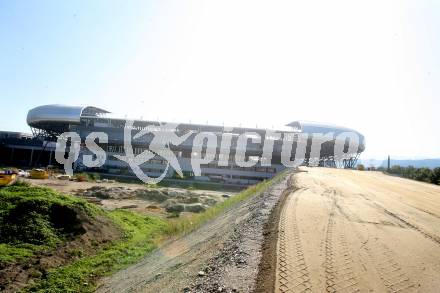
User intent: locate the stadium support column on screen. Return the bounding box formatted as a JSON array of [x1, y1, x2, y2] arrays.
[[353, 152, 360, 168], [29, 148, 34, 167], [343, 154, 359, 169]]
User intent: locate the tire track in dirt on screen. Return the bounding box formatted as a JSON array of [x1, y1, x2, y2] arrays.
[[373, 201, 440, 246], [323, 193, 360, 293], [355, 192, 440, 246], [256, 174, 296, 293], [276, 189, 312, 293], [333, 191, 417, 293], [363, 240, 416, 293]]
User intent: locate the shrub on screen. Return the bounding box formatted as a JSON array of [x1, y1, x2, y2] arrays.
[[88, 173, 100, 181], [72, 172, 101, 182]]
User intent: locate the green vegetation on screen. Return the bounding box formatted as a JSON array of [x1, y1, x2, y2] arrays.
[[0, 243, 36, 263], [72, 172, 100, 182], [357, 164, 365, 171], [386, 165, 440, 185], [0, 183, 168, 292], [1, 171, 285, 292], [26, 210, 168, 293], [0, 185, 99, 264]]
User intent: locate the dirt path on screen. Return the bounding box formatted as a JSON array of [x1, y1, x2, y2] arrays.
[[274, 168, 440, 293]]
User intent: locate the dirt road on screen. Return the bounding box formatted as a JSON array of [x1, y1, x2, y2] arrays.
[[275, 168, 440, 293]]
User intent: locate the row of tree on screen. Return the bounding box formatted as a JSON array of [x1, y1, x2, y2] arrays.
[[386, 165, 440, 185], [357, 164, 440, 185]]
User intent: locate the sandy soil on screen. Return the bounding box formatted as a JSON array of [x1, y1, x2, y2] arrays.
[[275, 167, 440, 293]]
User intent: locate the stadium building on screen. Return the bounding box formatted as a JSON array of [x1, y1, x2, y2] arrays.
[[3, 105, 365, 186]]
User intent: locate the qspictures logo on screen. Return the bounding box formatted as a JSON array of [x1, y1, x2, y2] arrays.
[[54, 120, 361, 184]]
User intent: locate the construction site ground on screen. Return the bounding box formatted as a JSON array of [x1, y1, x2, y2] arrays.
[[272, 168, 440, 293]]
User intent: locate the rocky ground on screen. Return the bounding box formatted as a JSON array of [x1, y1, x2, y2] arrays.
[[76, 185, 228, 216], [24, 178, 233, 218], [95, 172, 292, 293], [188, 175, 293, 293]]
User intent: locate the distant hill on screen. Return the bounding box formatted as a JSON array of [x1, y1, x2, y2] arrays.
[[359, 158, 440, 169]]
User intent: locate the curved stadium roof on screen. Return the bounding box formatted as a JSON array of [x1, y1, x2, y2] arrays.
[[287, 120, 365, 152], [27, 104, 109, 127]]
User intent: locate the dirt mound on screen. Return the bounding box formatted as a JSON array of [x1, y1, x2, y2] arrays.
[[0, 186, 121, 292], [78, 186, 135, 199]]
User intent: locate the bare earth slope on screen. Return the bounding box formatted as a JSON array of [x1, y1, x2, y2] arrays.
[[275, 168, 440, 293], [96, 173, 291, 293]]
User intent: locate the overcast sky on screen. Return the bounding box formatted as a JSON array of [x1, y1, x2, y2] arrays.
[[1, 0, 439, 159]]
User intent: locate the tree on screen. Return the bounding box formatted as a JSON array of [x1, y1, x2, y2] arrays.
[[414, 167, 432, 183], [430, 167, 440, 185], [403, 166, 416, 179], [390, 165, 402, 175]]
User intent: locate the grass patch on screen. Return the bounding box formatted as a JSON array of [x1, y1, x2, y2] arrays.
[[72, 172, 100, 182], [0, 185, 100, 264], [0, 243, 37, 263]]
